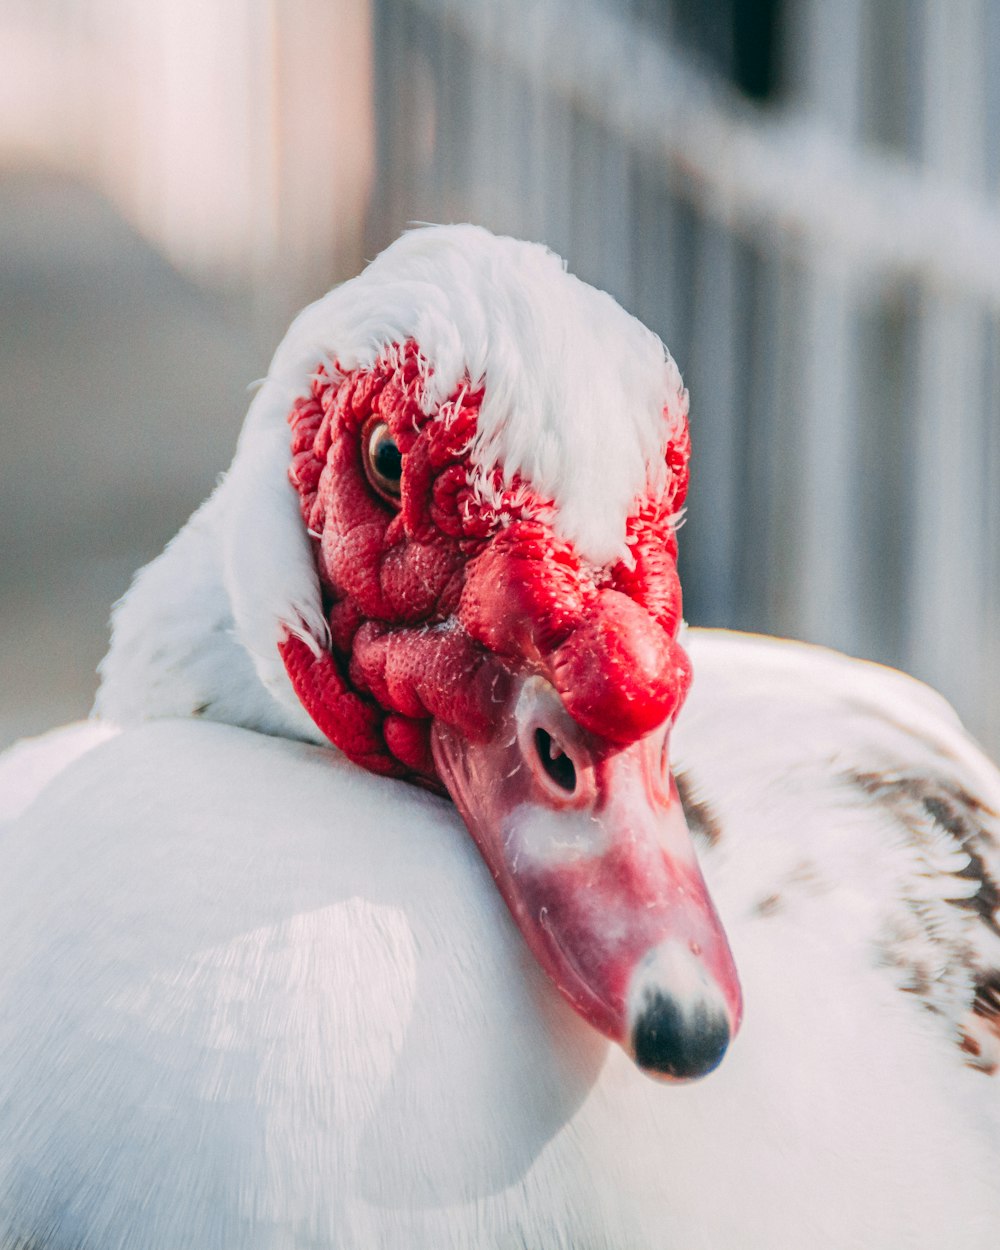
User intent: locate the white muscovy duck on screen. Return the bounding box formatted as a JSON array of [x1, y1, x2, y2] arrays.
[[1, 224, 999, 1249]]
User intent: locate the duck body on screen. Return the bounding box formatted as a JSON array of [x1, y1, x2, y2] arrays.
[[1, 630, 998, 1249], [2, 224, 999, 1247]]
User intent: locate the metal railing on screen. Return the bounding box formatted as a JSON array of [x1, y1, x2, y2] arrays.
[[368, 0, 1000, 751]]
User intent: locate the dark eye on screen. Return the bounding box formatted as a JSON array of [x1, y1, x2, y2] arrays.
[[362, 419, 403, 504]]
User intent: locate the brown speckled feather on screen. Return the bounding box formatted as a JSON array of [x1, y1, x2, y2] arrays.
[[850, 769, 1000, 1074]]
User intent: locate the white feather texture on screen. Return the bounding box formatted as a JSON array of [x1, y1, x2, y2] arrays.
[[264, 224, 686, 565], [5, 634, 1000, 1248]]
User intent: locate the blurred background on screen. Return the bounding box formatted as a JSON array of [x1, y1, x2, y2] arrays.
[[1, 0, 999, 753]]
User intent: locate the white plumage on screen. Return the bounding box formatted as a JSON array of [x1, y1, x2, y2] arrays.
[[1, 226, 999, 1248]]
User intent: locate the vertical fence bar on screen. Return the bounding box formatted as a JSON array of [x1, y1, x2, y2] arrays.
[[908, 0, 988, 720], [786, 0, 864, 653]]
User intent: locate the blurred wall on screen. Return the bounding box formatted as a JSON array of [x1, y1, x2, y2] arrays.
[[0, 0, 373, 325], [0, 0, 374, 745]]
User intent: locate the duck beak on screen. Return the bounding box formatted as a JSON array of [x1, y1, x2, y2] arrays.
[[431, 673, 742, 1080]]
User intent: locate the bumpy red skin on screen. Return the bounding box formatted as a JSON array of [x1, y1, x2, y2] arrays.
[[279, 341, 692, 782]]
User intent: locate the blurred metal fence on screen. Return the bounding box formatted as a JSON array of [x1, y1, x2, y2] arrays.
[[367, 0, 1000, 751]]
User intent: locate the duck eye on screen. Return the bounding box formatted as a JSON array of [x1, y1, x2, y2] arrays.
[[362, 419, 403, 504]]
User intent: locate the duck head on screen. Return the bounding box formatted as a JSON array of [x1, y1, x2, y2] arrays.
[[187, 225, 742, 1079]]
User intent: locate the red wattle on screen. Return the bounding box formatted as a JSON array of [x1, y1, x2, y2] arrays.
[[458, 522, 594, 659], [552, 592, 690, 743], [280, 341, 692, 779], [278, 633, 401, 776]]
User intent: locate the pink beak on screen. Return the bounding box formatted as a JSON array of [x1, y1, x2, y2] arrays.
[[433, 673, 742, 1081]]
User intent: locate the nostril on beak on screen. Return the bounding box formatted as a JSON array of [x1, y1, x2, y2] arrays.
[[534, 728, 577, 794]]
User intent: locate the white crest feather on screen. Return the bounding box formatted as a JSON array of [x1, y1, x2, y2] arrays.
[[261, 224, 687, 564]]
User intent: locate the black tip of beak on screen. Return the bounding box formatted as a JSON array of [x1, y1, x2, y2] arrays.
[[631, 992, 731, 1081]]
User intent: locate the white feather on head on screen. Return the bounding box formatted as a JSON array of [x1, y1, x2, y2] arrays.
[[251, 223, 687, 565]]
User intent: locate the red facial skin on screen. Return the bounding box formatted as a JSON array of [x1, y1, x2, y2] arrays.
[[280, 341, 742, 1078]]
